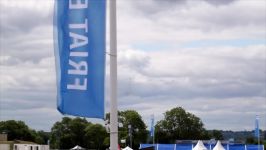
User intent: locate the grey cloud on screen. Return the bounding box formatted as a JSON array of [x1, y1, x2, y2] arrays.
[[119, 77, 265, 100], [117, 0, 183, 19], [1, 24, 53, 64], [0, 4, 53, 37], [195, 100, 266, 130], [1, 98, 47, 111], [128, 0, 236, 16], [204, 0, 236, 6], [118, 96, 266, 130], [0, 1, 54, 64], [118, 51, 150, 71], [0, 1, 53, 66], [0, 86, 57, 131], [116, 0, 266, 47], [0, 56, 21, 66], [1, 87, 56, 109], [117, 46, 266, 100]]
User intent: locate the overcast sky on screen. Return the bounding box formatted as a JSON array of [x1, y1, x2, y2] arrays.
[[0, 0, 265, 132]]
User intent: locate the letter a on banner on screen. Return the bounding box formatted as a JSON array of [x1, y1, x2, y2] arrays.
[[54, 0, 106, 118]]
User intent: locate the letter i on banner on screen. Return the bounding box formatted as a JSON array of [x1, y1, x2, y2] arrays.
[[54, 0, 106, 118]]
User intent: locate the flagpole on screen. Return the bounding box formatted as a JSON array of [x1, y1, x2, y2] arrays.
[[258, 136, 260, 150], [255, 115, 260, 150], [152, 115, 155, 145], [110, 0, 118, 150], [258, 132, 260, 150], [153, 132, 155, 145]]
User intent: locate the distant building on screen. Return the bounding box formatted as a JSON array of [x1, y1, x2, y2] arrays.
[[0, 134, 8, 141], [13, 144, 49, 150], [0, 139, 49, 150], [0, 142, 10, 150], [0, 134, 10, 150]]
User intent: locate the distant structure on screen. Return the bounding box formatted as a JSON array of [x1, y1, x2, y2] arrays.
[[140, 140, 264, 150], [14, 143, 49, 150], [0, 134, 8, 141], [175, 140, 244, 144], [0, 134, 9, 150], [0, 134, 49, 150]]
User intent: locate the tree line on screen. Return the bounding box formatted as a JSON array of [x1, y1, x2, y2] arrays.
[[0, 107, 239, 149]]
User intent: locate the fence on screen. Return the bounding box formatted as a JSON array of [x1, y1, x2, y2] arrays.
[[139, 144, 264, 150]]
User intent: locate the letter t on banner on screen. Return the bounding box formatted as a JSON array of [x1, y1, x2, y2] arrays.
[[54, 0, 106, 118]]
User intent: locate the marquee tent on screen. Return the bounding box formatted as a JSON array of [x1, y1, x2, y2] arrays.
[[213, 141, 225, 150], [122, 146, 133, 150], [71, 145, 84, 150], [192, 141, 208, 150]]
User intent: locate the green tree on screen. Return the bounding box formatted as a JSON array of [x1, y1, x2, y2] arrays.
[[50, 117, 91, 149], [246, 137, 256, 144], [155, 107, 209, 143], [30, 130, 50, 144], [37, 130, 50, 144], [209, 130, 223, 140], [85, 124, 108, 150], [106, 110, 148, 149], [0, 120, 36, 141]]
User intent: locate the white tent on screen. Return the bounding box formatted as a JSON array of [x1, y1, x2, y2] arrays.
[[192, 140, 208, 150], [213, 141, 225, 150], [122, 146, 133, 150], [71, 145, 84, 150]]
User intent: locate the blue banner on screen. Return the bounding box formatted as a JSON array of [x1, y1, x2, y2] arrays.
[[254, 115, 259, 138], [54, 0, 106, 118], [150, 115, 154, 137]]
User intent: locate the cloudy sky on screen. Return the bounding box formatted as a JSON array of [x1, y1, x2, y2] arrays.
[[0, 0, 265, 132]]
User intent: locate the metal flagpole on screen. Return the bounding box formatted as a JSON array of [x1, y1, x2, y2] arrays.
[[258, 134, 260, 150], [153, 132, 155, 145], [256, 115, 260, 150], [110, 0, 118, 150], [152, 115, 155, 145]]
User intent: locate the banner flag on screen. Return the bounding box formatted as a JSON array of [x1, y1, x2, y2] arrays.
[[54, 0, 106, 118], [254, 115, 260, 138], [150, 115, 154, 137]]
